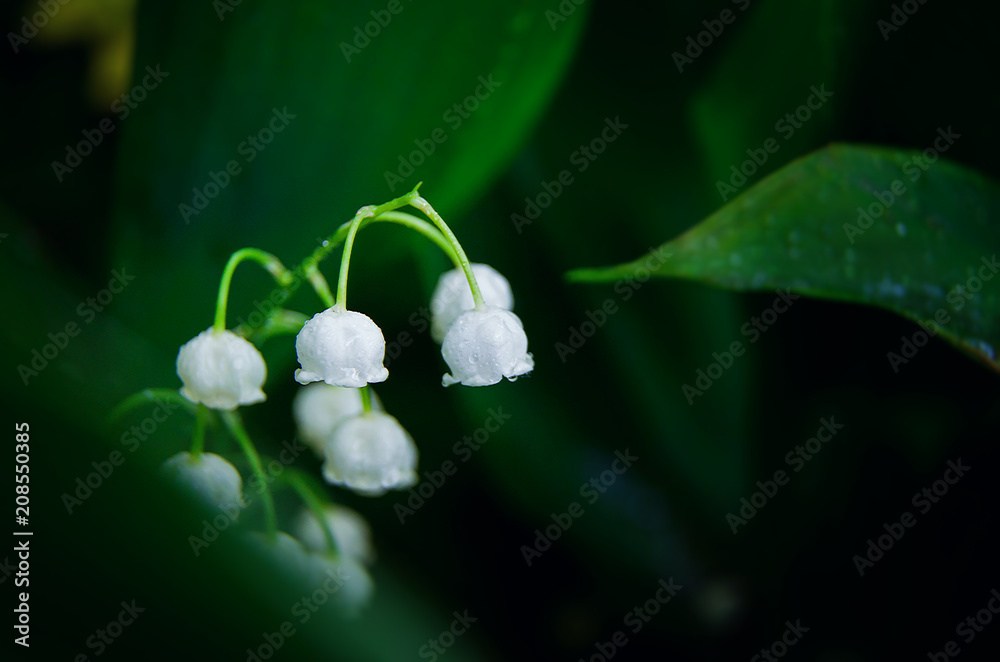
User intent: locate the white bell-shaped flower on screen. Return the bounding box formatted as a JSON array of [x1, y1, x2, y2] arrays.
[[319, 555, 374, 611], [292, 383, 382, 456], [176, 329, 267, 410], [245, 531, 373, 609], [320, 412, 418, 496], [295, 308, 389, 387], [161, 451, 246, 514], [293, 505, 375, 566], [245, 530, 305, 572], [441, 306, 534, 387], [430, 263, 514, 343]]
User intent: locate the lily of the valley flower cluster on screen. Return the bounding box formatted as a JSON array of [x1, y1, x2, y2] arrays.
[[138, 187, 532, 610]]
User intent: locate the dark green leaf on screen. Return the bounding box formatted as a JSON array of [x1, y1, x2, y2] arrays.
[[567, 144, 1000, 371]]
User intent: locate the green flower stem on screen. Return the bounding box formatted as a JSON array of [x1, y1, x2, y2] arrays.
[[373, 211, 463, 269], [360, 386, 372, 413], [322, 211, 463, 308], [209, 186, 467, 322], [221, 410, 278, 538], [190, 404, 208, 456], [283, 468, 339, 555], [305, 264, 335, 308], [303, 184, 443, 310], [319, 211, 453, 260], [409, 196, 485, 308], [298, 184, 425, 281], [335, 199, 479, 310], [333, 206, 373, 312], [214, 248, 294, 332]]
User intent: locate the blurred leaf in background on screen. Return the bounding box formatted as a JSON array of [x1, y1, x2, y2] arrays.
[[3, 0, 1000, 660]]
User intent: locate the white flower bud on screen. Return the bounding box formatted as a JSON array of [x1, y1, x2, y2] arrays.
[[293, 505, 375, 566], [245, 530, 304, 571], [441, 307, 534, 387], [161, 451, 246, 514], [324, 556, 374, 611], [295, 308, 389, 387], [430, 263, 514, 343], [245, 531, 373, 610], [292, 383, 383, 455], [320, 412, 418, 496], [176, 329, 267, 410]]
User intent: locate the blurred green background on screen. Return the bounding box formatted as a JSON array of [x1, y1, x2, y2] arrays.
[[3, 0, 1000, 660]]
